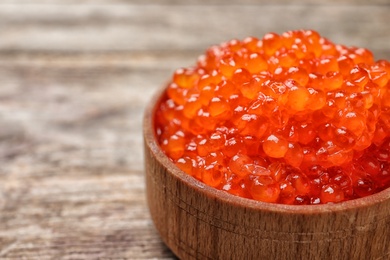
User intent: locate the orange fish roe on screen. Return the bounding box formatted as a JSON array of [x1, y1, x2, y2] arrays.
[[155, 30, 390, 205]]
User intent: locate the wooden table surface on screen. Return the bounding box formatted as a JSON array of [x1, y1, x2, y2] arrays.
[[0, 1, 389, 259]]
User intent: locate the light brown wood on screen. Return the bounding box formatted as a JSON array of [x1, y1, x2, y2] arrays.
[[2, 0, 390, 5], [1, 5, 390, 55], [144, 87, 390, 260], [1, 1, 390, 259]]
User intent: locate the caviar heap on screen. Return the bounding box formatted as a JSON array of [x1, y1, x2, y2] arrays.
[[155, 30, 390, 205]]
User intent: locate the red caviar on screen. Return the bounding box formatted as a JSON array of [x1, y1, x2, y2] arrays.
[[155, 30, 390, 205]]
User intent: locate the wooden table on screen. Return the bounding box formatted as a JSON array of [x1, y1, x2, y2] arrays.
[[0, 1, 389, 259]]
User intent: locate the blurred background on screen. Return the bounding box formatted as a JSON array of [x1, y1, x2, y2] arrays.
[[0, 0, 389, 258]]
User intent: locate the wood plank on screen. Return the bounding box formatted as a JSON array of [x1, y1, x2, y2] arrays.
[[0, 5, 389, 52], [0, 162, 173, 257], [1, 1, 389, 5], [0, 61, 168, 175]]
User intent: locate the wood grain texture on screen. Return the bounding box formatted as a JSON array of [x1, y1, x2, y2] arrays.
[[1, 1, 390, 5], [1, 4, 390, 55], [0, 52, 179, 259], [0, 1, 389, 259]]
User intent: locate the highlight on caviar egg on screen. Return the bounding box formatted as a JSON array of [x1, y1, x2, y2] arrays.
[[154, 30, 390, 205]]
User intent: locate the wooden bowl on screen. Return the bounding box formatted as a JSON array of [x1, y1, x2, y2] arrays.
[[143, 86, 390, 260]]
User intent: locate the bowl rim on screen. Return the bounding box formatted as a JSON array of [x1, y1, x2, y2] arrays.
[[144, 85, 390, 215]]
